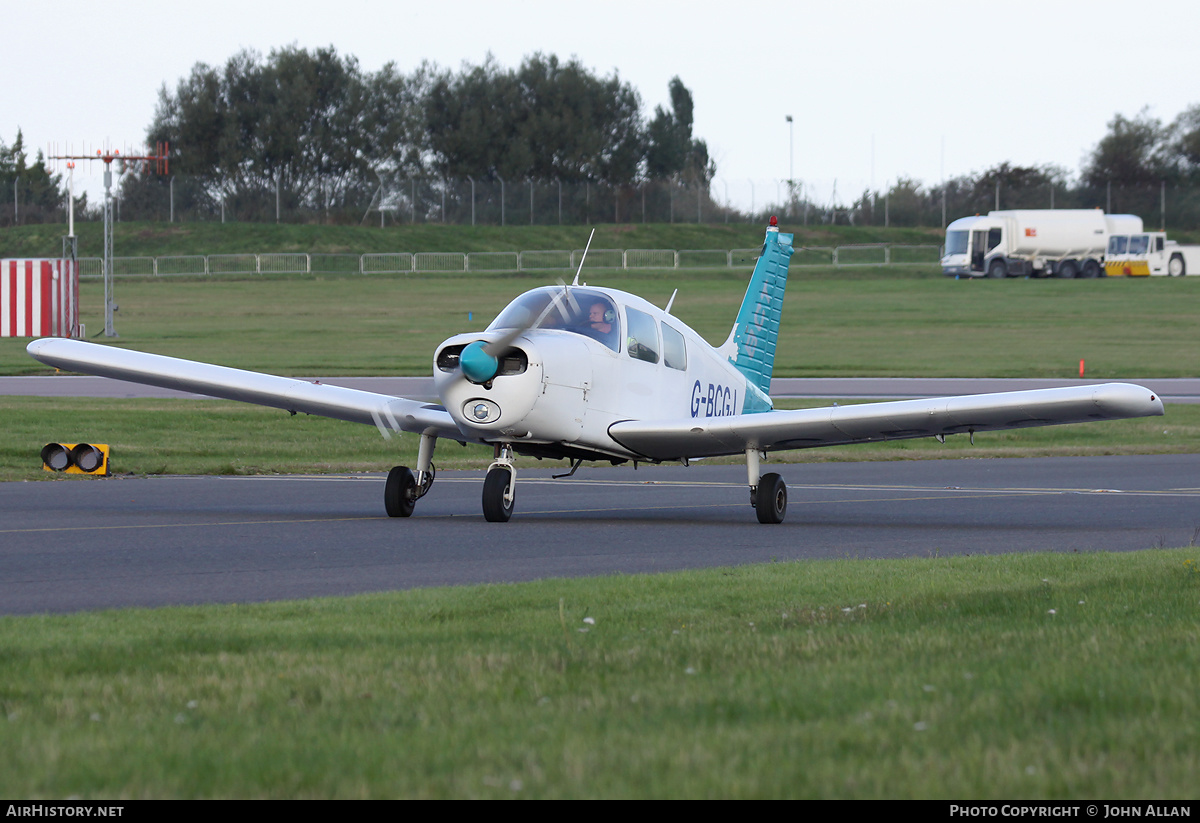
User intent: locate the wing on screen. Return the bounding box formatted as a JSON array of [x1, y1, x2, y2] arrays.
[[27, 338, 469, 442], [607, 383, 1164, 461]]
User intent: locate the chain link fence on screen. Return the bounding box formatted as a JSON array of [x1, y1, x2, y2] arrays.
[[8, 176, 1200, 230]]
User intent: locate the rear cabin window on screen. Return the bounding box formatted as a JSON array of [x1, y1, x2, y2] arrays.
[[625, 308, 660, 364], [662, 323, 686, 371]]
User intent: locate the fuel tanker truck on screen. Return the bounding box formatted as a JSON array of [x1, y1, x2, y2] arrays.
[[941, 209, 1143, 278]]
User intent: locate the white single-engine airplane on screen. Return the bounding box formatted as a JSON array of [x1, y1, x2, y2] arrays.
[[28, 218, 1164, 523]]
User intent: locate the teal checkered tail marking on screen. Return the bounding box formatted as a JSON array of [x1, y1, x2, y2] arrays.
[[726, 228, 794, 397]]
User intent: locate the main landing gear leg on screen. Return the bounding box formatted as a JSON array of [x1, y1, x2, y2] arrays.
[[482, 443, 516, 522], [747, 447, 787, 524], [384, 434, 437, 518]]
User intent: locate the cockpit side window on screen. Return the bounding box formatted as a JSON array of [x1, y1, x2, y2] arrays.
[[625, 307, 660, 364], [662, 323, 686, 370]]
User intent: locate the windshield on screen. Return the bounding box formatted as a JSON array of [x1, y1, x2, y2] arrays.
[[1108, 236, 1128, 255], [944, 231, 969, 256], [1128, 235, 1149, 255], [488, 287, 621, 352]]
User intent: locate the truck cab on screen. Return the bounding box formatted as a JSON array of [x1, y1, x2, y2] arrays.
[[942, 215, 1004, 277]]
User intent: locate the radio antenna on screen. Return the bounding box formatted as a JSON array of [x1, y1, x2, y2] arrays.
[[572, 228, 595, 286]]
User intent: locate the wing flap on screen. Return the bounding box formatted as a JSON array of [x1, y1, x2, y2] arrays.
[[609, 384, 1164, 461], [27, 338, 466, 441]]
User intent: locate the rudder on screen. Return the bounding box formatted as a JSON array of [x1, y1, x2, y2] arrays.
[[720, 220, 795, 396]]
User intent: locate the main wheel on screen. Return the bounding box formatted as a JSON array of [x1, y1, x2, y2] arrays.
[[755, 472, 787, 524], [385, 466, 417, 517], [986, 259, 1007, 279], [482, 467, 515, 522], [1081, 260, 1101, 278], [1056, 259, 1078, 279], [1169, 254, 1186, 276]]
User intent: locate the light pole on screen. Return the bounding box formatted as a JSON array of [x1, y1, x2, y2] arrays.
[[785, 115, 794, 218]]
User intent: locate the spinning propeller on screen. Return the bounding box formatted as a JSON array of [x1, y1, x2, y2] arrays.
[[457, 229, 594, 386]]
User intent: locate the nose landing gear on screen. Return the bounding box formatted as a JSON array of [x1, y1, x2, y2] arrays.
[[482, 443, 516, 522]]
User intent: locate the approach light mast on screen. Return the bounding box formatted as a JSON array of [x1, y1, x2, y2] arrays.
[[49, 143, 170, 337]]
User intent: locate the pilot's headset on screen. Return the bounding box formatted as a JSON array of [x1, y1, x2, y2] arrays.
[[602, 308, 616, 324]]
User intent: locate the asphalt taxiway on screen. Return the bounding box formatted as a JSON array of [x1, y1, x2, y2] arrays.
[[4, 455, 1198, 615]]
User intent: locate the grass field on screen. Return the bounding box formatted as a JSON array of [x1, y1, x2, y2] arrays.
[[1, 396, 1194, 482], [0, 220, 951, 259], [3, 267, 1199, 378], [1, 550, 1197, 798]]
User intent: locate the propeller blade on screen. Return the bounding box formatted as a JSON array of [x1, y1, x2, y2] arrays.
[[464, 240, 594, 383], [466, 292, 565, 383]]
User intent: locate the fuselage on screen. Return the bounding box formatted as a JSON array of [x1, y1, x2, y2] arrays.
[[432, 285, 768, 461]]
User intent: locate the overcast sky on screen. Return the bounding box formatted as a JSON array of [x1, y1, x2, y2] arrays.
[[5, 0, 1198, 211]]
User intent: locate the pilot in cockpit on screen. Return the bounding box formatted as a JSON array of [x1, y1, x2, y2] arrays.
[[586, 300, 618, 349]]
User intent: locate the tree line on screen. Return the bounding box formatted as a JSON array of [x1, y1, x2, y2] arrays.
[[0, 130, 81, 227], [5, 45, 1200, 228], [110, 47, 714, 222], [827, 106, 1200, 228]]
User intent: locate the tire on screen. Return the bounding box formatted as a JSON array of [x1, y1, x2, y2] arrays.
[[482, 467, 514, 522], [755, 472, 787, 524], [986, 259, 1007, 279], [1081, 260, 1101, 279], [385, 466, 417, 517], [1169, 255, 1186, 277], [1056, 260, 1078, 279]]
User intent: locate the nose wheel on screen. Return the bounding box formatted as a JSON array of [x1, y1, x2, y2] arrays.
[[482, 444, 516, 522]]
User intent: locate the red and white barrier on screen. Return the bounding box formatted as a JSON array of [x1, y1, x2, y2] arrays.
[[1, 259, 79, 338]]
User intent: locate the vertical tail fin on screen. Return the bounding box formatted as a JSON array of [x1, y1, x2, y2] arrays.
[[719, 220, 795, 397]]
